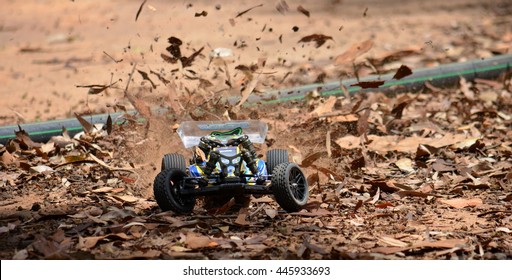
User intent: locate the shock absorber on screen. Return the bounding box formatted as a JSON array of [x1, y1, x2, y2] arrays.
[[198, 137, 211, 155], [240, 135, 258, 174], [203, 150, 220, 176]]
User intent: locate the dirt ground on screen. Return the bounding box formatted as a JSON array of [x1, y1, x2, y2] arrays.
[[1, 0, 511, 260]]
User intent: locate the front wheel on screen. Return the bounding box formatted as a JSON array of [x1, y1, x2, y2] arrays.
[[271, 162, 309, 212], [153, 168, 195, 214]]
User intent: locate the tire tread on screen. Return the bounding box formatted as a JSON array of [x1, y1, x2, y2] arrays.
[[266, 149, 289, 174], [272, 162, 308, 212], [162, 153, 186, 171], [153, 168, 195, 214]]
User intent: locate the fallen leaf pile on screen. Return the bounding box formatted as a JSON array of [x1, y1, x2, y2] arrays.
[[1, 73, 511, 259]]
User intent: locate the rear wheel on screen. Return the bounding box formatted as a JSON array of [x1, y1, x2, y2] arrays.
[[266, 149, 289, 174], [153, 168, 195, 214], [271, 162, 309, 212], [161, 153, 186, 171]]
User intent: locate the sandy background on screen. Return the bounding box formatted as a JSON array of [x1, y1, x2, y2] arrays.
[[1, 0, 509, 125]]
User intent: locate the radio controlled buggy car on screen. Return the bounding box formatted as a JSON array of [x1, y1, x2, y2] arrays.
[[153, 120, 309, 214]]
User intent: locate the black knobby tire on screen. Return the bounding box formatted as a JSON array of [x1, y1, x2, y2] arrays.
[[271, 162, 309, 212], [153, 168, 195, 214], [161, 153, 186, 171], [266, 149, 289, 174]]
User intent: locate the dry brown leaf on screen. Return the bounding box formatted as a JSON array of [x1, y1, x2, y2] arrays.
[[113, 195, 140, 203], [168, 245, 191, 252], [373, 239, 467, 254], [12, 249, 28, 260], [251, 196, 274, 203], [396, 190, 430, 198], [92, 186, 113, 193], [379, 236, 409, 247], [126, 96, 152, 119], [369, 46, 422, 65], [335, 39, 374, 65], [298, 34, 333, 48], [264, 207, 278, 219], [290, 209, 334, 217], [297, 5, 310, 17], [415, 144, 440, 159], [367, 187, 380, 204], [450, 138, 484, 151], [326, 129, 332, 158], [496, 227, 512, 233], [311, 165, 344, 181], [412, 239, 467, 249], [301, 151, 326, 168], [478, 91, 498, 104], [392, 65, 413, 80], [351, 80, 385, 89], [79, 233, 131, 249], [438, 198, 483, 209], [15, 127, 42, 149], [357, 108, 371, 138], [74, 113, 93, 134], [212, 197, 236, 215], [460, 77, 475, 100], [307, 172, 319, 187], [432, 159, 457, 172], [186, 231, 218, 249], [1, 150, 16, 165], [235, 207, 250, 226], [235, 4, 263, 18], [391, 100, 410, 119], [310, 96, 337, 117], [327, 114, 359, 123], [395, 158, 414, 173], [373, 246, 407, 255], [135, 0, 147, 21], [234, 76, 259, 111]]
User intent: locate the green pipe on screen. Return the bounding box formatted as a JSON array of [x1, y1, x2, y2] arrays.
[[241, 54, 511, 105], [1, 54, 511, 145]]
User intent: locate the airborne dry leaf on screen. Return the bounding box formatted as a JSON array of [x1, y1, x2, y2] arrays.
[[351, 80, 385, 89], [392, 65, 413, 80], [297, 5, 310, 17], [335, 39, 374, 65], [135, 0, 147, 21], [235, 4, 263, 18], [298, 34, 333, 48], [301, 151, 326, 168]]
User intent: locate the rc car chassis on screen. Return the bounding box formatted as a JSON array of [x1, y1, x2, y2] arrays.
[[153, 120, 309, 214]]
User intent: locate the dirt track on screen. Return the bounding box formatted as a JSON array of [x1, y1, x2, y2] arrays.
[[1, 0, 511, 260], [2, 0, 509, 124]]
